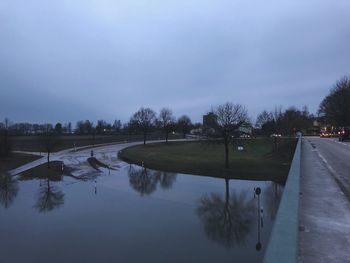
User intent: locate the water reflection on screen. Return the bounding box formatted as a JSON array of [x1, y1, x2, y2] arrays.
[[34, 178, 64, 213], [154, 170, 177, 190], [197, 179, 255, 248], [0, 173, 19, 209], [127, 165, 177, 195], [264, 182, 283, 220]]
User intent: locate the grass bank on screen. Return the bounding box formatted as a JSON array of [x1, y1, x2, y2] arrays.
[[0, 153, 41, 173], [19, 161, 74, 181], [119, 138, 297, 182]]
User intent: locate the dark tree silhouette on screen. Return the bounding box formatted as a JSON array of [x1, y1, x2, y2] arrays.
[[158, 108, 175, 143], [197, 179, 255, 248], [0, 118, 12, 158], [177, 115, 192, 138], [54, 122, 63, 134], [214, 102, 248, 168], [318, 76, 350, 126], [0, 173, 19, 209], [130, 107, 156, 145], [34, 178, 64, 213]]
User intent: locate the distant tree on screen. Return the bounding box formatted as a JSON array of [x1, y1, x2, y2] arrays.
[[84, 120, 93, 134], [130, 107, 156, 145], [318, 76, 350, 126], [177, 115, 192, 138], [39, 125, 60, 169], [113, 120, 122, 133], [54, 123, 63, 134], [67, 122, 72, 134], [158, 108, 175, 142], [278, 107, 313, 135], [76, 120, 93, 134], [214, 102, 248, 168], [0, 118, 12, 158], [96, 120, 108, 135], [255, 110, 273, 129], [76, 121, 84, 134]]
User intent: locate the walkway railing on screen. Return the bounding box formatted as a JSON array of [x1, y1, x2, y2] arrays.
[[263, 137, 301, 263]]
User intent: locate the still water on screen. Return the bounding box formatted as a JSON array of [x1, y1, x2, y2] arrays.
[[0, 164, 282, 263]]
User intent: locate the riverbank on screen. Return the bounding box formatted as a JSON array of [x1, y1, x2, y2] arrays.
[[119, 138, 297, 182], [0, 153, 41, 174]]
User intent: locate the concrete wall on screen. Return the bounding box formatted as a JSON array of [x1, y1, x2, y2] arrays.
[[263, 138, 301, 263]]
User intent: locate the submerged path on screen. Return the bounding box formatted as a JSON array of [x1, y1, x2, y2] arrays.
[[8, 139, 189, 176], [299, 138, 350, 262], [9, 141, 147, 176]]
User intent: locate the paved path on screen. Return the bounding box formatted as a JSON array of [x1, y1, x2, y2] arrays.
[[299, 138, 350, 263]]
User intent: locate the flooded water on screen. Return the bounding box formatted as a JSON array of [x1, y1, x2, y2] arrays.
[[0, 164, 283, 263]]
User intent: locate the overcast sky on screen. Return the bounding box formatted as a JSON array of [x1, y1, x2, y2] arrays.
[[1, 0, 350, 124]]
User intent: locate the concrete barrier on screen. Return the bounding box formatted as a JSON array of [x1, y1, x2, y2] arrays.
[[263, 137, 301, 263]]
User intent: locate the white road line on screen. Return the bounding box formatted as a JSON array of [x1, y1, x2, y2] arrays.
[[316, 151, 337, 175]]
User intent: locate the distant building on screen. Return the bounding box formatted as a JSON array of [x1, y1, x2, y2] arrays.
[[203, 112, 217, 128], [202, 112, 217, 135], [238, 123, 252, 135]]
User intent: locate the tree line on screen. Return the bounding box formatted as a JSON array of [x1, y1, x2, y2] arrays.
[[1, 75, 349, 161]]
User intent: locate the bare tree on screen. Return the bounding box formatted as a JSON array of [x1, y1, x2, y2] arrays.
[[130, 107, 156, 145], [39, 125, 60, 169], [177, 115, 192, 138], [255, 110, 273, 129], [158, 108, 175, 142], [215, 102, 248, 168]]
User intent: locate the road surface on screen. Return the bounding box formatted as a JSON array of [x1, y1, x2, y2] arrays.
[[306, 137, 350, 197], [299, 137, 350, 263]]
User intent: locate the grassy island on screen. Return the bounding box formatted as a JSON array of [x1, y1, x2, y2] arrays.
[[119, 138, 297, 182]]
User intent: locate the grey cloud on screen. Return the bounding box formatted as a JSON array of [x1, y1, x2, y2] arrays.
[[1, 0, 350, 123]]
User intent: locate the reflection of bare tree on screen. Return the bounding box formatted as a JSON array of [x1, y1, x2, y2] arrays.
[[128, 166, 158, 195], [154, 171, 177, 190], [0, 173, 18, 209], [197, 179, 255, 248], [128, 165, 177, 195], [263, 182, 283, 220], [35, 178, 64, 213]]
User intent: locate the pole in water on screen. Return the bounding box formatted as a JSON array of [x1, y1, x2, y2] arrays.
[[256, 186, 262, 251]]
